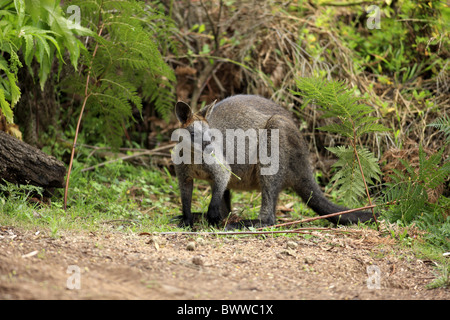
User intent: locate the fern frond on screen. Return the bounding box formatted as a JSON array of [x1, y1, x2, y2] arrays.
[[384, 181, 428, 223], [356, 122, 392, 137], [418, 146, 449, 190], [428, 115, 450, 142], [383, 145, 450, 224], [327, 146, 381, 206], [99, 77, 142, 110], [64, 0, 176, 147], [317, 122, 354, 138], [294, 77, 390, 139]]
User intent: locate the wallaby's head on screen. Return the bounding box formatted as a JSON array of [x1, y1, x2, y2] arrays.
[[175, 100, 217, 154]]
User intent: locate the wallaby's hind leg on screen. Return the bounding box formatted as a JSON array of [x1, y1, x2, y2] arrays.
[[227, 176, 281, 229], [225, 178, 281, 230], [222, 189, 232, 217]]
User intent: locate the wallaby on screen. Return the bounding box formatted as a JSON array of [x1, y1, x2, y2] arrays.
[[172, 95, 375, 229]]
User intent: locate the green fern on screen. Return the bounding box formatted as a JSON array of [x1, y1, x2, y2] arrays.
[[292, 77, 389, 206], [383, 145, 450, 225], [428, 115, 450, 143], [0, 0, 91, 123], [327, 146, 382, 206], [63, 0, 176, 147], [294, 77, 389, 139]]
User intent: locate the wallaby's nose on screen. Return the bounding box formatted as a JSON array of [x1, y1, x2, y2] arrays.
[[202, 140, 211, 151], [203, 130, 212, 144]]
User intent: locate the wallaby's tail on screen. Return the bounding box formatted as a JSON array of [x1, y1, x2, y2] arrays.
[[294, 175, 375, 225]]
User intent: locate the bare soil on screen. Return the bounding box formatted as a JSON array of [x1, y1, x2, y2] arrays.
[[0, 225, 448, 300]]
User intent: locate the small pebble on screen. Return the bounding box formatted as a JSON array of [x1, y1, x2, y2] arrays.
[[186, 241, 196, 251], [304, 256, 316, 264], [192, 256, 204, 266], [286, 241, 298, 249]]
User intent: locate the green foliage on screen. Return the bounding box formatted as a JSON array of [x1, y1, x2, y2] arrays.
[[382, 144, 450, 251], [383, 145, 450, 225], [0, 0, 92, 123], [294, 77, 389, 139], [418, 211, 450, 252], [63, 0, 176, 147], [327, 146, 381, 207], [292, 77, 388, 205], [428, 115, 450, 143], [0, 160, 181, 233], [0, 180, 43, 220], [335, 0, 448, 84]]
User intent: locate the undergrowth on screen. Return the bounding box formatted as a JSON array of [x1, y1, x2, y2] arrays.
[[1, 162, 175, 234]]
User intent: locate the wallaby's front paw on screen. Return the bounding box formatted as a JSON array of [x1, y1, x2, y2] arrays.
[[224, 222, 246, 230], [177, 218, 193, 228], [172, 212, 205, 228], [206, 207, 222, 226], [225, 219, 271, 230]]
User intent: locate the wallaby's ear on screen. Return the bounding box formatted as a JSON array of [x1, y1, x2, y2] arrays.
[[175, 101, 193, 124], [199, 99, 217, 120]]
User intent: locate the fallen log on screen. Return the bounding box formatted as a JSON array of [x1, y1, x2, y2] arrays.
[[0, 130, 66, 190]]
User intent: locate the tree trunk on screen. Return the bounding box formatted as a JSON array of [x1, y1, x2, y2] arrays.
[[0, 131, 66, 190]]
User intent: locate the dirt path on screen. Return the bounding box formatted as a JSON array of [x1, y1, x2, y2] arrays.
[[0, 225, 448, 300]]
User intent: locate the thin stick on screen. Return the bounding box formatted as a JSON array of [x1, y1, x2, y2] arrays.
[[141, 227, 364, 237], [256, 204, 378, 230], [292, 227, 365, 233], [141, 230, 312, 236], [63, 23, 104, 210], [80, 144, 175, 172]]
